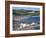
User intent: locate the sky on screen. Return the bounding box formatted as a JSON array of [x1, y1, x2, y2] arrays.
[[13, 7, 40, 11]]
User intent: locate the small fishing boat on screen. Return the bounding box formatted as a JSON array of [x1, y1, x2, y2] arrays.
[[31, 22, 36, 26]]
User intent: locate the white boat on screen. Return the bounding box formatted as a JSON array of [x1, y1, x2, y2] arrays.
[[31, 22, 36, 26]]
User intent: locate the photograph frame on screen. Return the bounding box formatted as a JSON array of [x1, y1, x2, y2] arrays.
[[5, 1, 45, 37]]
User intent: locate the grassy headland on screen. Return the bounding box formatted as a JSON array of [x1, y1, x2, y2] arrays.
[[13, 9, 40, 16]]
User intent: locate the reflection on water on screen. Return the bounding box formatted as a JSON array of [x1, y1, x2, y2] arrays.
[[13, 15, 40, 31]]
